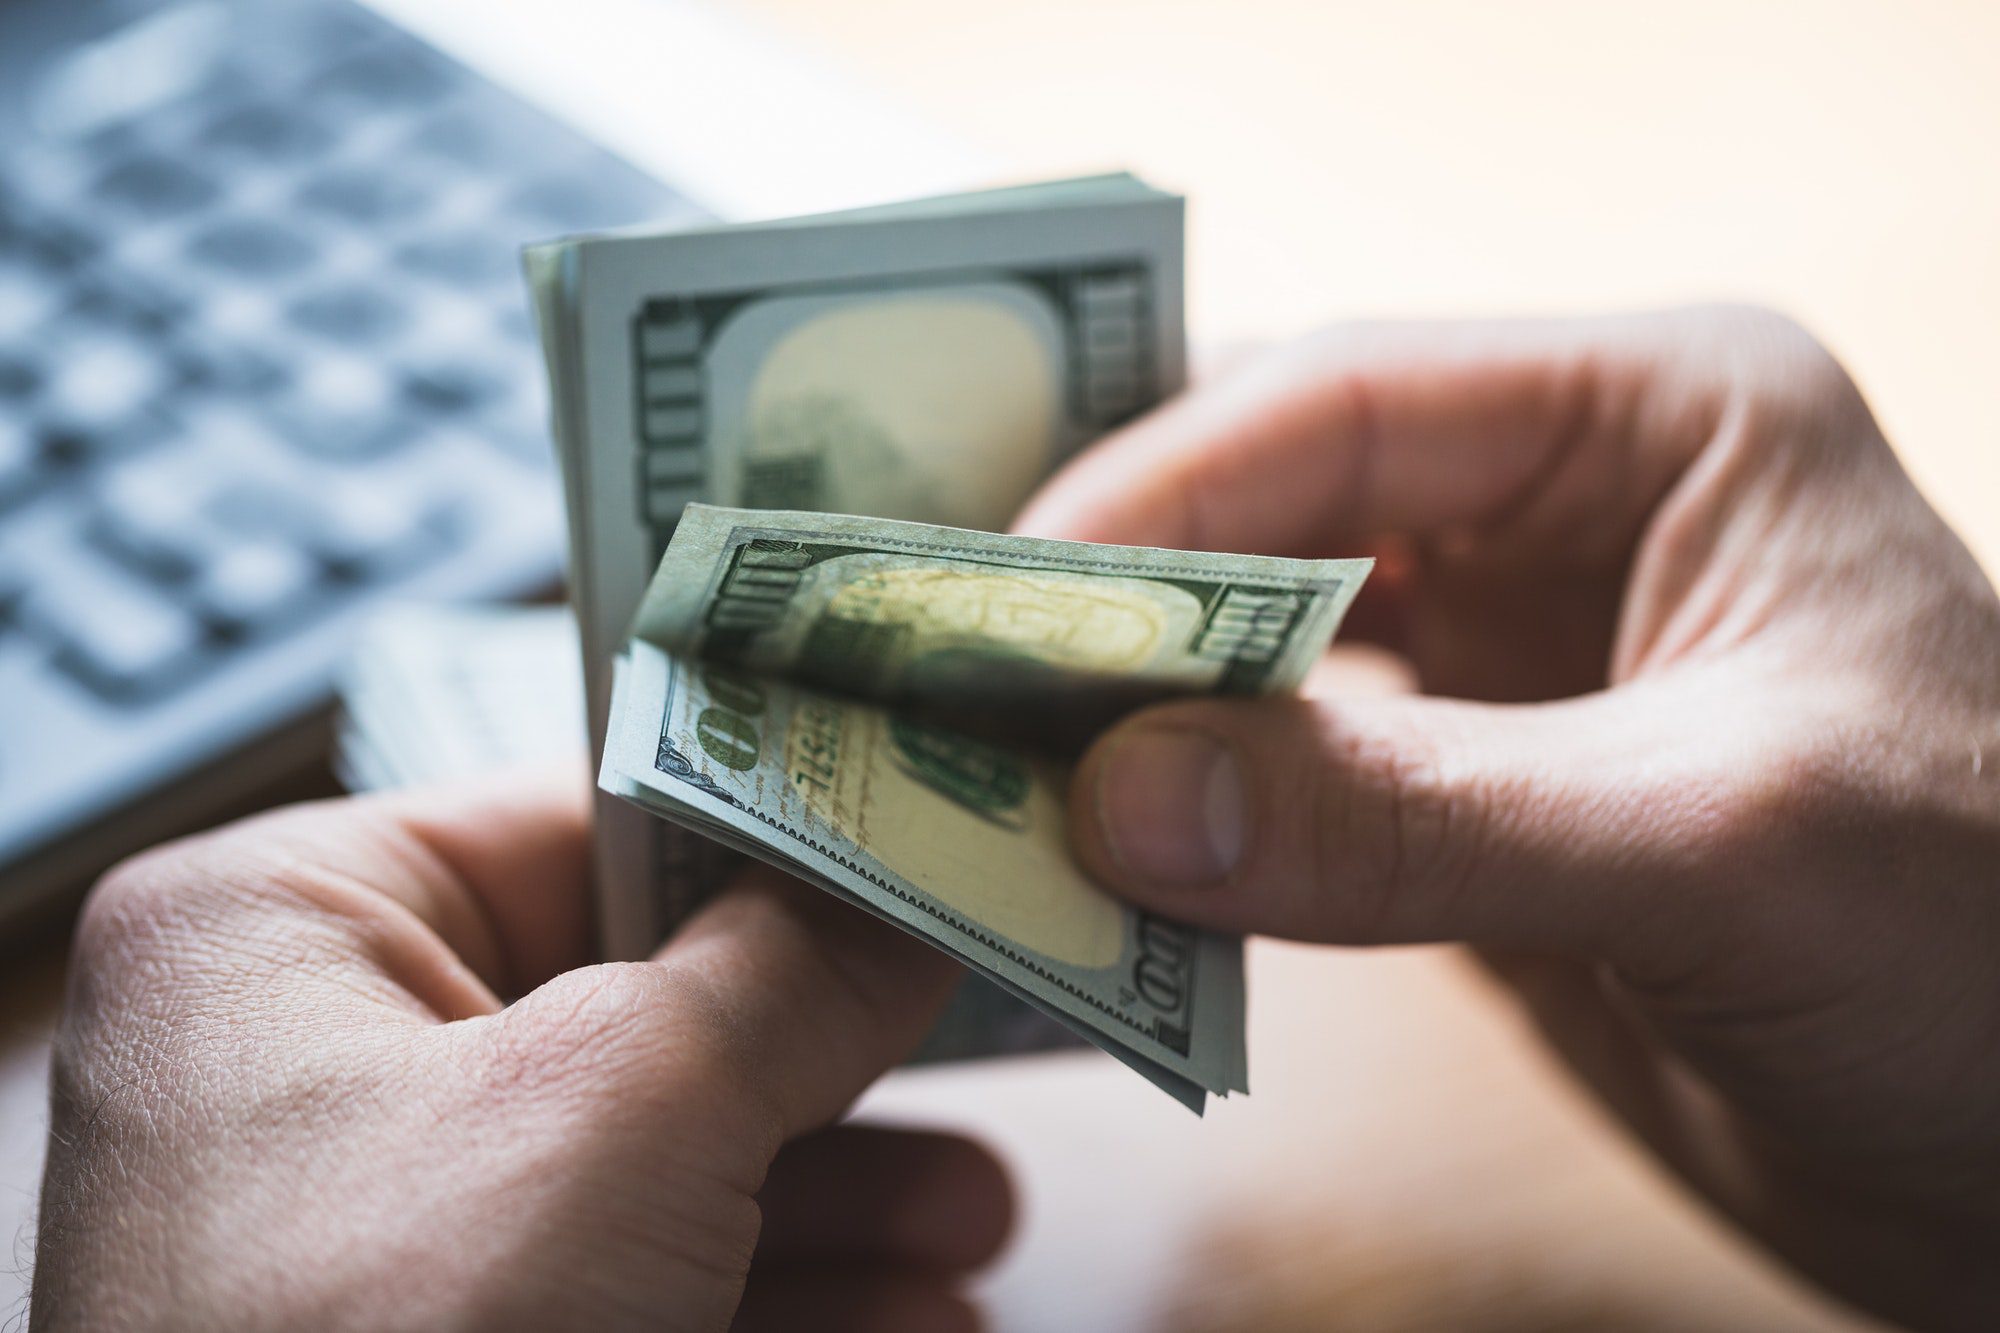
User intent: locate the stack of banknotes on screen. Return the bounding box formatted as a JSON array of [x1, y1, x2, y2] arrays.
[[337, 175, 1373, 1109], [336, 605, 583, 793]]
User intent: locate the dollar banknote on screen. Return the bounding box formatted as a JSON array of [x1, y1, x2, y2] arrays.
[[601, 505, 1373, 1110], [525, 174, 1186, 960]]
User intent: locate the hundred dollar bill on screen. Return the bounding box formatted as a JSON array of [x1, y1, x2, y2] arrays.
[[525, 174, 1186, 962], [600, 506, 1374, 1109]]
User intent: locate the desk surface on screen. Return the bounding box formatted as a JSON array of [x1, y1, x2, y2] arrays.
[[6, 0, 1995, 1326]]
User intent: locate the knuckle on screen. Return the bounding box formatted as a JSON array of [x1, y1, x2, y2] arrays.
[[72, 838, 218, 968], [1706, 304, 1874, 450], [74, 804, 396, 966], [1706, 302, 1826, 357], [1695, 302, 1829, 368], [55, 844, 249, 1129], [493, 962, 779, 1146], [497, 962, 682, 1079], [1300, 712, 1480, 941]]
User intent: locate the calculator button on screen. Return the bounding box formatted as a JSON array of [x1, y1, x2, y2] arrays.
[[199, 103, 334, 163], [20, 547, 209, 700], [41, 327, 170, 428], [310, 48, 452, 111], [87, 463, 215, 582], [187, 219, 318, 278], [267, 355, 405, 459], [394, 233, 516, 289], [91, 154, 219, 217], [0, 258, 62, 343], [0, 418, 45, 509], [287, 286, 410, 344], [297, 169, 433, 227], [189, 539, 321, 635], [308, 483, 452, 581], [403, 357, 506, 415]]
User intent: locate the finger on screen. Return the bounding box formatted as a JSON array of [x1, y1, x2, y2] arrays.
[[1013, 308, 1810, 562], [257, 763, 592, 993], [655, 865, 966, 1143], [755, 1125, 1014, 1269], [369, 762, 594, 990], [732, 1269, 982, 1333], [1064, 677, 1756, 974]]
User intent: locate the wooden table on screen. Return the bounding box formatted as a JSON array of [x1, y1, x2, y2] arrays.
[[6, 0, 1997, 1325]]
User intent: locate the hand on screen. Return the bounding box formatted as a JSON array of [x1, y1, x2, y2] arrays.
[[1017, 307, 2000, 1329], [32, 773, 1011, 1332]]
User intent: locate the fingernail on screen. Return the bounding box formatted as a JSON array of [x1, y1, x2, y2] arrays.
[[1092, 729, 1245, 888]]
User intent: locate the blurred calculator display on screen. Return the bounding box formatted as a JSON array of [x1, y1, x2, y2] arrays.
[[0, 0, 702, 930]]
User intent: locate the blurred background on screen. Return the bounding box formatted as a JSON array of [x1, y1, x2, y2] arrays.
[[741, 0, 1999, 576], [4, 1, 1995, 1327]]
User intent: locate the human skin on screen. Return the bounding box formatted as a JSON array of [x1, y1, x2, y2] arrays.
[[1016, 307, 2000, 1330], [30, 772, 1012, 1331]]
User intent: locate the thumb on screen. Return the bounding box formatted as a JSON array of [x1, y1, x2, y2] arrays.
[[1067, 681, 1730, 965], [650, 866, 966, 1141]]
